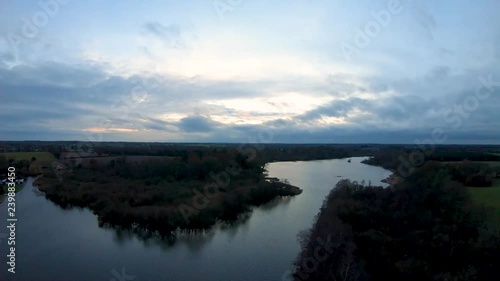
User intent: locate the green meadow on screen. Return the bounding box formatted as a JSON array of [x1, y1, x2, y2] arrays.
[[469, 179, 500, 222]]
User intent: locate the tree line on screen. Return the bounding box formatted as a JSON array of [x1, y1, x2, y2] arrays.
[[294, 162, 500, 280], [35, 148, 301, 233]]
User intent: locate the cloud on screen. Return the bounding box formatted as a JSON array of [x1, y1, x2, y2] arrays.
[[178, 116, 219, 133], [142, 22, 185, 49], [299, 97, 370, 121], [1, 49, 500, 143], [409, 1, 437, 40], [495, 34, 500, 61], [143, 22, 180, 38]]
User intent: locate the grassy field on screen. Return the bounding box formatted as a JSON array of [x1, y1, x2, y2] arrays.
[[0, 152, 56, 161], [440, 159, 500, 221], [469, 179, 500, 221]]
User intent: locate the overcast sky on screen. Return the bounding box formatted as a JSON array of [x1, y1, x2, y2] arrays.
[[1, 0, 499, 143]]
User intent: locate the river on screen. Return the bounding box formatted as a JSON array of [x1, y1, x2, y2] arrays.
[[0, 157, 390, 281]]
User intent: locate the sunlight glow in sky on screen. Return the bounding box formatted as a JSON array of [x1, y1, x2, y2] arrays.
[[1, 0, 499, 143]]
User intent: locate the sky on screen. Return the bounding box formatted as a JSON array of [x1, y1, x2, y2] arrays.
[[0, 0, 499, 144]]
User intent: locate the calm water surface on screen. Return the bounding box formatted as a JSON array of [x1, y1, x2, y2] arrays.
[[0, 157, 390, 281]]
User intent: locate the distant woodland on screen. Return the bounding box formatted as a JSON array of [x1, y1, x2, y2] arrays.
[[2, 141, 500, 278]]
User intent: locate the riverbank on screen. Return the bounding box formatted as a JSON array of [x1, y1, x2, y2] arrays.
[[380, 171, 404, 186], [34, 171, 302, 234], [293, 168, 500, 280], [0, 157, 391, 281], [361, 158, 403, 187]]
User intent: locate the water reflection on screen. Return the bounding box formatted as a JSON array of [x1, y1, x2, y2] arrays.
[[0, 157, 391, 281], [98, 210, 255, 253], [258, 195, 295, 211]]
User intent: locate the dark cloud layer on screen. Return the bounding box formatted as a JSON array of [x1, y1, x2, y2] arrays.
[[178, 116, 218, 133], [1, 58, 499, 144]]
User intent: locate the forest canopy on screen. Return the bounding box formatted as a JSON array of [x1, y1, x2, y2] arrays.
[[294, 163, 500, 281]]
